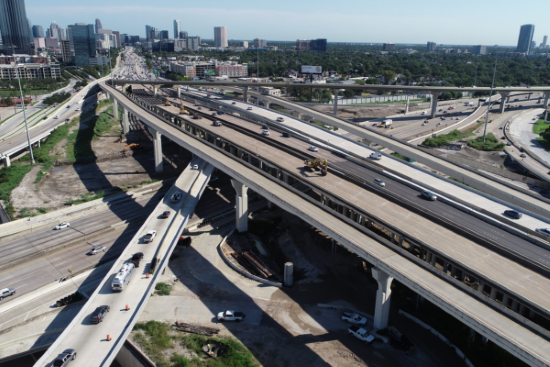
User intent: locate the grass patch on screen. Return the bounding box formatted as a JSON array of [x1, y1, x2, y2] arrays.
[[466, 133, 505, 151], [448, 177, 479, 191], [532, 119, 549, 135], [391, 152, 407, 160], [155, 282, 171, 296], [0, 164, 33, 203], [139, 179, 160, 185], [422, 129, 472, 147], [65, 190, 105, 205]]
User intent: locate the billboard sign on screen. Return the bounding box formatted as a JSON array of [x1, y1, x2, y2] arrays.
[[302, 65, 322, 74]]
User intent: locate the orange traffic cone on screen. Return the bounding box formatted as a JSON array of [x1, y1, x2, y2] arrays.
[[107, 335, 111, 341], [125, 304, 130, 311], [146, 272, 149, 279]]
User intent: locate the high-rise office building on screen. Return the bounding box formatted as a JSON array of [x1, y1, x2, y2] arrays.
[[517, 24, 535, 53], [49, 22, 65, 41], [159, 30, 169, 40], [253, 39, 267, 48], [113, 31, 121, 48], [311, 38, 327, 52], [32, 25, 44, 38], [61, 40, 72, 63], [0, 0, 32, 55], [427, 41, 436, 52], [145, 25, 153, 41], [214, 26, 228, 48], [71, 23, 95, 66], [179, 31, 188, 40], [66, 25, 75, 53], [174, 20, 181, 39], [540, 35, 548, 48], [531, 40, 537, 50], [383, 43, 396, 51], [27, 18, 33, 42], [241, 41, 248, 48], [95, 19, 103, 34], [187, 36, 200, 51], [472, 45, 487, 55]]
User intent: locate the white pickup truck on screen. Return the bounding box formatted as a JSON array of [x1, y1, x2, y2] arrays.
[[217, 310, 245, 322], [342, 312, 367, 325], [348, 325, 375, 344], [0, 288, 15, 300]]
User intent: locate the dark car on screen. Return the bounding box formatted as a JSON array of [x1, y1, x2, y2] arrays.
[[503, 209, 523, 219], [162, 211, 170, 218], [53, 349, 77, 367], [262, 125, 269, 130], [90, 305, 110, 324], [282, 132, 291, 137], [131, 252, 144, 267]]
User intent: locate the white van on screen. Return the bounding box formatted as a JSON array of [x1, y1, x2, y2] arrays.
[[111, 263, 135, 291], [53, 115, 59, 119]]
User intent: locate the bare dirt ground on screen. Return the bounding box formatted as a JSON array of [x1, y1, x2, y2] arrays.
[[140, 205, 468, 367], [312, 104, 423, 120]]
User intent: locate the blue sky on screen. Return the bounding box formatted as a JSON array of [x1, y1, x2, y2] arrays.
[[25, 0, 549, 46]]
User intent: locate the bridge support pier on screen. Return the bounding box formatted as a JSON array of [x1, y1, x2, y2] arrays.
[[154, 86, 159, 97], [243, 87, 248, 103], [2, 155, 10, 167], [231, 179, 249, 233], [148, 127, 163, 173], [544, 92, 550, 122], [372, 267, 393, 330], [430, 92, 441, 119], [499, 92, 510, 113], [177, 87, 181, 99], [122, 108, 129, 134], [333, 92, 338, 117], [405, 96, 410, 114]]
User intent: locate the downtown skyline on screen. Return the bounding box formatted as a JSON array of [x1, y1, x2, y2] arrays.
[[21, 0, 550, 46]]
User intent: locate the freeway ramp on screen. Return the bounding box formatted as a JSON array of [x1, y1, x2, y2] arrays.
[[34, 157, 214, 367]]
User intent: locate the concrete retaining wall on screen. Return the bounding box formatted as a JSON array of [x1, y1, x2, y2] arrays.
[[114, 340, 156, 367], [398, 310, 475, 367], [218, 229, 283, 287]]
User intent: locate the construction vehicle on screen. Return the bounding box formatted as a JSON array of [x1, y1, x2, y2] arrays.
[[380, 119, 392, 128], [304, 158, 328, 176], [165, 99, 171, 106], [179, 102, 189, 115], [124, 143, 144, 151]]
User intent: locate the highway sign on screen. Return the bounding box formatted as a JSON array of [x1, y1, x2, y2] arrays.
[[302, 65, 322, 74], [153, 71, 158, 75]]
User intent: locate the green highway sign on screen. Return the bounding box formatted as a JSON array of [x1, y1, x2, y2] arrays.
[[153, 71, 158, 75]]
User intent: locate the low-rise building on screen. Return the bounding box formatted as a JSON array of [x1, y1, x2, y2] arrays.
[[215, 63, 248, 78], [0, 62, 61, 80], [259, 86, 281, 96]]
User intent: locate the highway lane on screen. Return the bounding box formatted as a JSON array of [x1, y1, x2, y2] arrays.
[[145, 93, 550, 276]]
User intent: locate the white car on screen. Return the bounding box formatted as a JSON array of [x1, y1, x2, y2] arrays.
[[143, 230, 157, 243], [89, 246, 106, 255], [75, 108, 80, 111], [276, 117, 285, 122], [342, 312, 367, 325], [370, 152, 382, 160], [217, 310, 245, 322], [247, 107, 253, 110], [0, 288, 16, 300], [374, 178, 385, 187], [55, 222, 70, 230], [536, 228, 550, 237], [421, 190, 437, 201], [262, 130, 270, 136], [308, 146, 319, 152]]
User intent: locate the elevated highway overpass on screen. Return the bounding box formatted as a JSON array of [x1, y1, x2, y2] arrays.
[[35, 157, 215, 367], [68, 81, 550, 366]]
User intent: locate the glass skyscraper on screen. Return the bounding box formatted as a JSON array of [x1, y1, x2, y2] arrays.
[[72, 23, 95, 66], [0, 0, 32, 55], [517, 24, 535, 53]]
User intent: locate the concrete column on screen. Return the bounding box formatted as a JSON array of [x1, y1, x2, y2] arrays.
[[544, 92, 550, 122], [430, 92, 440, 119], [477, 281, 485, 295], [490, 287, 497, 300], [450, 265, 456, 278], [282, 172, 289, 184], [502, 294, 510, 308], [2, 155, 10, 167], [372, 267, 394, 330], [430, 254, 437, 267], [528, 93, 532, 101], [154, 87, 159, 97], [499, 92, 510, 113], [333, 92, 338, 117], [122, 108, 129, 134], [243, 86, 248, 102], [112, 98, 119, 120], [231, 179, 249, 233], [511, 300, 519, 312], [481, 336, 488, 344], [177, 87, 181, 98], [149, 127, 163, 173], [405, 96, 410, 114]]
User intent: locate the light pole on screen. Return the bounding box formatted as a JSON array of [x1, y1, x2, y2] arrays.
[[10, 44, 35, 164], [473, 55, 479, 87], [482, 56, 498, 143]]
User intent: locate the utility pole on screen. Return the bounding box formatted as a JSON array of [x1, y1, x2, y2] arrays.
[[482, 56, 498, 143], [10, 44, 35, 164]]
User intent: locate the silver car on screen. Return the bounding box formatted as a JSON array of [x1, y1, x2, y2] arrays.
[[421, 190, 437, 201], [89, 246, 106, 255], [308, 146, 319, 152], [536, 228, 550, 237], [374, 178, 385, 187], [53, 349, 77, 367], [55, 222, 70, 230]]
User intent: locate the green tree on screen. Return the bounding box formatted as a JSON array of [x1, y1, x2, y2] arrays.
[[383, 70, 396, 84]]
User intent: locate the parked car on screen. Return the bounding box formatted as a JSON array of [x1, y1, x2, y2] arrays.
[[53, 349, 77, 367], [308, 146, 319, 152], [348, 326, 375, 344], [89, 246, 106, 255], [90, 305, 110, 324], [131, 252, 144, 267], [0, 288, 15, 300], [342, 312, 367, 325], [143, 230, 157, 243], [171, 192, 182, 203], [421, 190, 437, 201], [374, 178, 385, 187], [262, 130, 270, 135], [161, 211, 170, 219], [536, 228, 550, 237], [503, 209, 523, 219], [217, 310, 245, 322], [55, 222, 70, 230]]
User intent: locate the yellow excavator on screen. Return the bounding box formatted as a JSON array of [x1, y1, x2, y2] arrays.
[[179, 102, 189, 115], [165, 99, 171, 106], [124, 143, 144, 151], [304, 158, 328, 176]]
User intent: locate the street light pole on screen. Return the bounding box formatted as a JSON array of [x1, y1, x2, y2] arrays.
[[10, 44, 35, 164], [482, 56, 498, 143]]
